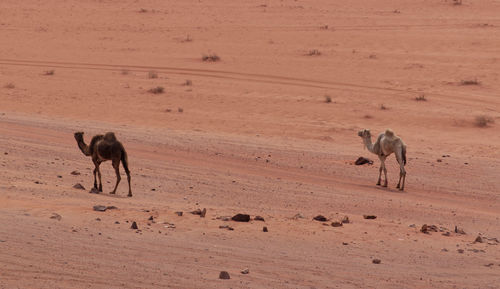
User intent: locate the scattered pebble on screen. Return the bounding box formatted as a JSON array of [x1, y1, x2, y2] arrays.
[[130, 221, 138, 230], [254, 216, 265, 221], [372, 259, 381, 264], [200, 208, 207, 218], [474, 235, 484, 243], [455, 226, 466, 235], [355, 157, 373, 165], [70, 170, 81, 175], [421, 224, 438, 234], [50, 213, 62, 221], [219, 271, 230, 280], [342, 242, 349, 245], [363, 215, 377, 220], [331, 221, 343, 227], [457, 249, 464, 254], [263, 226, 268, 232], [175, 211, 183, 216], [313, 215, 328, 222], [241, 268, 249, 274], [219, 225, 234, 231], [191, 209, 202, 215], [293, 213, 305, 219], [73, 183, 86, 190], [341, 216, 350, 224]]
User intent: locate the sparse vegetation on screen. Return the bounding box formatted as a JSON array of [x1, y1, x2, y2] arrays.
[[364, 114, 373, 119], [43, 70, 55, 75], [319, 25, 329, 30], [453, 0, 462, 5], [202, 53, 220, 62], [415, 94, 427, 101], [121, 69, 129, 75], [460, 78, 480, 86], [368, 54, 377, 59], [139, 8, 148, 13], [380, 104, 387, 110], [474, 115, 494, 127], [307, 49, 321, 56], [148, 71, 158, 79], [178, 107, 184, 113], [4, 83, 15, 89], [148, 86, 164, 94], [181, 35, 193, 43], [183, 79, 192, 86], [324, 95, 332, 103]]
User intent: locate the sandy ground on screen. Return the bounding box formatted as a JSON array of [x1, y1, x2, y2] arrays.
[[1, 0, 500, 288]]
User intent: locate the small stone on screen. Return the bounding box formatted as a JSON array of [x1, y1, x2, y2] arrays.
[[457, 249, 464, 254], [408, 224, 416, 228], [363, 215, 377, 220], [191, 209, 202, 215], [485, 263, 494, 267], [50, 213, 62, 221], [70, 170, 81, 175], [115, 221, 120, 224], [93, 205, 107, 212], [200, 208, 207, 218], [342, 242, 349, 245], [175, 211, 183, 216], [106, 206, 118, 210], [254, 216, 265, 221], [219, 225, 234, 231], [73, 183, 86, 190], [263, 226, 268, 232], [96, 218, 101, 221], [454, 226, 466, 235], [442, 232, 451, 236], [219, 271, 230, 279], [232, 214, 250, 222], [293, 213, 305, 219], [355, 157, 373, 165], [57, 175, 62, 178], [331, 221, 343, 227], [131, 221, 138, 230], [241, 268, 249, 274], [372, 259, 381, 264], [441, 248, 448, 252], [313, 215, 328, 222], [474, 235, 483, 243], [341, 216, 350, 224], [148, 216, 154, 221]]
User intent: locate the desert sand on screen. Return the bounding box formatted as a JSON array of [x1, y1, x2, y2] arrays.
[[1, 0, 500, 288]]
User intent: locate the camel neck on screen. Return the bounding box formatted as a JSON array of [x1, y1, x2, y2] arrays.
[[363, 136, 376, 154]]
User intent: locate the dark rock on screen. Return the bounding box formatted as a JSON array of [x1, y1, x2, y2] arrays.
[[50, 213, 62, 221], [96, 218, 101, 221], [331, 221, 343, 227], [454, 226, 466, 235], [241, 268, 249, 274], [106, 206, 118, 210], [131, 221, 138, 230], [219, 271, 230, 280], [191, 209, 202, 215], [89, 188, 99, 194], [175, 211, 183, 216], [73, 183, 85, 190], [313, 215, 328, 222], [70, 170, 81, 176], [254, 216, 265, 221], [342, 242, 349, 245], [363, 215, 377, 220], [115, 221, 120, 224], [372, 259, 381, 264], [457, 249, 464, 254], [200, 208, 207, 218], [148, 216, 154, 221], [57, 175, 62, 178], [474, 235, 484, 243], [232, 214, 250, 222], [341, 216, 350, 224], [93, 205, 107, 212], [355, 157, 373, 165], [263, 226, 268, 232]]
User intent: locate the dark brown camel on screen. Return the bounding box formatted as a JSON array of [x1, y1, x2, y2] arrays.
[[74, 131, 132, 197]]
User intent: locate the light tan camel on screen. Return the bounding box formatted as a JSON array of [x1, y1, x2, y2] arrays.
[[358, 129, 407, 190], [74, 132, 132, 197]]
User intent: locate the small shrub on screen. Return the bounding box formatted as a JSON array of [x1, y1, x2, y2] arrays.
[[202, 53, 220, 62], [307, 49, 321, 56], [474, 115, 494, 127], [415, 94, 427, 101], [4, 83, 15, 89], [178, 107, 184, 113], [453, 0, 462, 5], [364, 114, 373, 119], [368, 54, 377, 59], [44, 70, 55, 75], [319, 25, 329, 30], [148, 86, 164, 94], [324, 95, 332, 103], [148, 71, 158, 79], [139, 8, 148, 13], [121, 69, 129, 75], [380, 104, 387, 110], [181, 35, 193, 43], [183, 79, 192, 86], [460, 78, 480, 85]]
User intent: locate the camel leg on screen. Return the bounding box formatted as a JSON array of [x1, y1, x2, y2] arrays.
[[96, 161, 103, 192], [376, 157, 383, 186], [110, 159, 121, 195], [395, 151, 406, 190], [93, 167, 98, 189], [378, 156, 388, 187], [124, 165, 132, 197]]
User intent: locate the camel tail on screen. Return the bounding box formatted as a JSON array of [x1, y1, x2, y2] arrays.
[[402, 145, 407, 165], [121, 145, 130, 174]]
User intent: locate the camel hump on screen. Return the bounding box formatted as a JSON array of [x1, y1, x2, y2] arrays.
[[104, 132, 117, 142], [384, 129, 395, 138]]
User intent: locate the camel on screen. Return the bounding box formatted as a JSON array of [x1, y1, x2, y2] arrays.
[[358, 129, 407, 190], [74, 131, 132, 197]]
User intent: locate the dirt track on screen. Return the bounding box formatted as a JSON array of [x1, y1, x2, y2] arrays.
[[1, 1, 500, 288]]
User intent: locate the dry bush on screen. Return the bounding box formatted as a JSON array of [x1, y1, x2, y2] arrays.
[[380, 104, 387, 110], [139, 8, 148, 13], [460, 78, 480, 85], [474, 115, 494, 127], [183, 79, 192, 86], [148, 71, 158, 79], [324, 95, 332, 103], [148, 86, 164, 94], [202, 53, 220, 62], [4, 83, 15, 89], [415, 94, 427, 101], [178, 107, 184, 113], [307, 49, 321, 56]]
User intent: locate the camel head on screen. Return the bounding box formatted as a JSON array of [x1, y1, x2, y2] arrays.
[[74, 131, 84, 142], [358, 129, 371, 139]]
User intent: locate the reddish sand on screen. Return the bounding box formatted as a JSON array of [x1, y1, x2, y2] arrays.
[[1, 0, 500, 288]]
